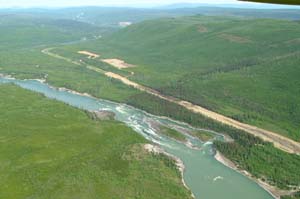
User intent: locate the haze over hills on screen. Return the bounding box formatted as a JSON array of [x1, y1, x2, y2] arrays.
[[1, 0, 299, 9], [157, 2, 300, 9], [1, 6, 300, 28]]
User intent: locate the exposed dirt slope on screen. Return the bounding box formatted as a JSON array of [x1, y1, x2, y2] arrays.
[[42, 48, 300, 154]]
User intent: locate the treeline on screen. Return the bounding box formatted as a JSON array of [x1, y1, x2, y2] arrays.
[[282, 192, 300, 199], [126, 92, 249, 136], [126, 92, 300, 190], [126, 92, 268, 143], [215, 138, 300, 189]]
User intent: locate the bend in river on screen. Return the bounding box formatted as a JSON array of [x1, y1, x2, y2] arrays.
[[0, 77, 274, 199]]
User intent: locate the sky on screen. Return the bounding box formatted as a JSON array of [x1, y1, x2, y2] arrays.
[[0, 0, 259, 8], [0, 0, 294, 8]]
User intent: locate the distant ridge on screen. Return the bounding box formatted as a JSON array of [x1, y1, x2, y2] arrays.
[[240, 0, 300, 6], [157, 2, 299, 9]]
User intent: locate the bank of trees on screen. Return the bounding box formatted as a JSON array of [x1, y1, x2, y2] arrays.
[[215, 138, 300, 189], [127, 92, 300, 190], [282, 192, 300, 199]]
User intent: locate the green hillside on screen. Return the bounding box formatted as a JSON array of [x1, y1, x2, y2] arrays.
[[1, 11, 300, 198], [59, 16, 300, 141], [0, 14, 104, 50], [282, 192, 300, 199], [0, 15, 141, 102], [0, 84, 191, 199], [3, 6, 300, 27]]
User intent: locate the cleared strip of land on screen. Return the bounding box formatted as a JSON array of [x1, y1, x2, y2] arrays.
[[219, 33, 252, 43], [101, 58, 136, 69], [78, 51, 100, 59], [42, 48, 300, 154]]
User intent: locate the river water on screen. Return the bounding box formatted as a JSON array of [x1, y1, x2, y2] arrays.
[[0, 77, 274, 199]]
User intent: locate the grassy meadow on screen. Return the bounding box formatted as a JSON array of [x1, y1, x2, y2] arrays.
[[0, 84, 192, 199]]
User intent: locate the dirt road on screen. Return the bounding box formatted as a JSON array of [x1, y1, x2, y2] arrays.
[[42, 48, 300, 154]]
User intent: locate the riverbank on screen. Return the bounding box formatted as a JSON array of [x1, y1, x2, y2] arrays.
[[42, 48, 300, 154], [0, 76, 285, 199], [144, 144, 195, 199], [214, 151, 297, 199], [0, 83, 193, 199], [0, 75, 195, 197]]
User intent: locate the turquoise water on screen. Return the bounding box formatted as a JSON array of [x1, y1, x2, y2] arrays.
[[0, 77, 274, 199]]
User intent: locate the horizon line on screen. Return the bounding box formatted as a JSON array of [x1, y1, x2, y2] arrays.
[[0, 2, 298, 10]]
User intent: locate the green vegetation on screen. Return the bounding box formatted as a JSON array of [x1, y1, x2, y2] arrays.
[[125, 92, 232, 134], [159, 126, 186, 142], [0, 48, 141, 102], [1, 11, 300, 196], [190, 131, 214, 142], [214, 132, 300, 189], [0, 84, 192, 199], [2, 14, 300, 141], [126, 90, 300, 190], [58, 16, 300, 141], [0, 15, 141, 103], [282, 192, 300, 199], [0, 15, 101, 50], [125, 92, 256, 139]]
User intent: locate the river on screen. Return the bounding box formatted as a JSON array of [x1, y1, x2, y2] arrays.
[[0, 77, 274, 199]]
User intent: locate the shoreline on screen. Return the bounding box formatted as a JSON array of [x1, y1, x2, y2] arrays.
[[2, 74, 196, 198], [0, 73, 225, 141], [144, 144, 195, 199], [0, 74, 196, 198], [214, 151, 296, 199], [1, 74, 296, 199], [42, 48, 300, 154]]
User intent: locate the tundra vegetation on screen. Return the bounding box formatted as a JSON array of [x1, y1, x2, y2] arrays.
[[283, 192, 300, 199], [0, 84, 192, 199], [59, 16, 300, 141], [1, 7, 300, 196]]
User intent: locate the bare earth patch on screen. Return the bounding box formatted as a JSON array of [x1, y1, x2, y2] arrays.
[[198, 25, 208, 33], [285, 38, 300, 44], [43, 48, 300, 155], [88, 110, 115, 121], [78, 51, 100, 59], [102, 58, 136, 69], [219, 33, 252, 43]]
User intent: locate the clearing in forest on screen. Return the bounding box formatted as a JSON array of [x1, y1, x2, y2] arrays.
[[285, 38, 300, 44], [219, 33, 252, 43], [198, 25, 208, 33], [78, 51, 100, 59], [102, 58, 136, 69], [43, 48, 300, 155]]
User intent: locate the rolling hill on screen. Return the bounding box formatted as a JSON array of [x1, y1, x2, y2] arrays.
[[0, 84, 192, 199], [1, 9, 300, 197], [60, 15, 300, 141]]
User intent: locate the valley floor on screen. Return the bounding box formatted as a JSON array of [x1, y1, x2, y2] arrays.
[[0, 84, 192, 199], [42, 47, 300, 155]]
